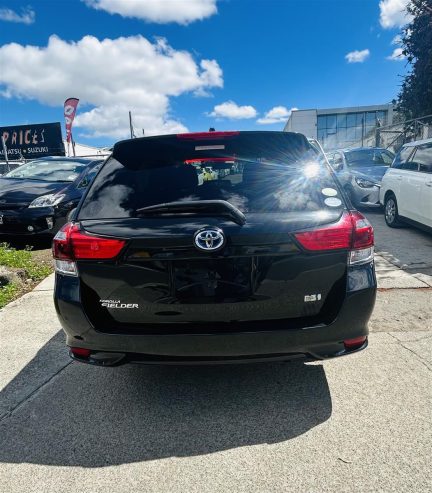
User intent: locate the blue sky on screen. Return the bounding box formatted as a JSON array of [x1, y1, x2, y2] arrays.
[[0, 0, 411, 146]]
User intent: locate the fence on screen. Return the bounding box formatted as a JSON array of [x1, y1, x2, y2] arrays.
[[351, 114, 432, 153]]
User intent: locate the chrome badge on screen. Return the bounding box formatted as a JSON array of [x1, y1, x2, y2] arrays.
[[194, 227, 225, 252]]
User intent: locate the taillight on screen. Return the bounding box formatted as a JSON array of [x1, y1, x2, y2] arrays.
[[52, 223, 126, 275], [294, 211, 374, 265], [350, 211, 374, 248], [177, 131, 240, 140], [294, 213, 353, 251]]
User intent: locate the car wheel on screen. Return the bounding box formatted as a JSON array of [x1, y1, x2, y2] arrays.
[[384, 194, 403, 228]]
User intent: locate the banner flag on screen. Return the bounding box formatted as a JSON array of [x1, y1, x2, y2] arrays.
[[64, 98, 79, 143]]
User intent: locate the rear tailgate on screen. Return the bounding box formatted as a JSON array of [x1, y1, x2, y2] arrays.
[[77, 211, 348, 331], [75, 131, 349, 332]]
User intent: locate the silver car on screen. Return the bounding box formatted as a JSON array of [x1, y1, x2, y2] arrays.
[[327, 147, 394, 208]]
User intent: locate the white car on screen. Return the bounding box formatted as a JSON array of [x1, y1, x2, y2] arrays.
[[380, 138, 432, 231]]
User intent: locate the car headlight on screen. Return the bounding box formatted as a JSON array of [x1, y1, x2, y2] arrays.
[[355, 177, 379, 188], [28, 193, 65, 208]]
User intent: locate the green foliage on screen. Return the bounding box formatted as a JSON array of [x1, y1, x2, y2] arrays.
[[396, 0, 432, 118], [0, 243, 52, 282], [0, 283, 19, 309]]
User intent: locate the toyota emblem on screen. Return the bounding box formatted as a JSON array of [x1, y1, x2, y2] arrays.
[[194, 228, 225, 252]]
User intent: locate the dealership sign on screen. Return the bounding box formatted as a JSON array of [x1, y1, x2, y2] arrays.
[[0, 122, 65, 160]]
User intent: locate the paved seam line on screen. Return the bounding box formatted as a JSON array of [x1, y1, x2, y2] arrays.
[[387, 333, 432, 372], [0, 360, 72, 423]]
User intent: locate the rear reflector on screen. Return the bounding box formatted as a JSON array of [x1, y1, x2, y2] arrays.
[[294, 211, 374, 256], [177, 131, 240, 140], [53, 223, 126, 261], [344, 336, 367, 350], [70, 347, 91, 358]]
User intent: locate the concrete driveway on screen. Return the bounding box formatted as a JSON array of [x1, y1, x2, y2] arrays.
[[1, 222, 431, 493]]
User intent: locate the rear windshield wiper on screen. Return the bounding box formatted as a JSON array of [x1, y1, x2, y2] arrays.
[[136, 200, 246, 226]]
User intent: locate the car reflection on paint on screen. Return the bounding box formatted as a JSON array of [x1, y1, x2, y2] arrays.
[[0, 156, 104, 239]]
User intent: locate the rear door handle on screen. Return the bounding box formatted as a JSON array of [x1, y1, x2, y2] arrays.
[[426, 181, 432, 187], [396, 176, 402, 180]]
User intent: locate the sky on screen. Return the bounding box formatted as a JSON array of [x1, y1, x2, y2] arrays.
[[0, 0, 412, 147]]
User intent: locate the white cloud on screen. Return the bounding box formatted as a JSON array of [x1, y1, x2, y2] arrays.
[[209, 101, 257, 120], [345, 49, 370, 63], [392, 34, 402, 45], [83, 0, 217, 24], [0, 35, 223, 139], [0, 6, 35, 24], [387, 47, 406, 60], [379, 0, 413, 28], [256, 106, 297, 125]]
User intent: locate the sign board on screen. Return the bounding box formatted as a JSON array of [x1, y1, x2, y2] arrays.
[[0, 122, 65, 160]]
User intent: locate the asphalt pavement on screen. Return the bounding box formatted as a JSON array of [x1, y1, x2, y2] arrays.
[[0, 212, 431, 493]]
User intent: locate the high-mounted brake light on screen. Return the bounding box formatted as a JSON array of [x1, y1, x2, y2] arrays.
[[294, 211, 374, 265], [52, 223, 126, 275], [177, 131, 240, 140], [184, 157, 236, 164]]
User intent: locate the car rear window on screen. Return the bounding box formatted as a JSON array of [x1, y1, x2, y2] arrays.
[[78, 132, 344, 219]]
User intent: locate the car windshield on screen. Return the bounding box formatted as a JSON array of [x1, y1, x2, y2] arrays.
[[345, 149, 394, 166], [4, 159, 88, 182], [79, 132, 343, 219]]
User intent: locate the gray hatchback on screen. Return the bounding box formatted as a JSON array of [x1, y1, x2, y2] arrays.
[[327, 147, 394, 208]]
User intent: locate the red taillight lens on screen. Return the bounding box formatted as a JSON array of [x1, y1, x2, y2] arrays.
[[294, 212, 353, 250], [351, 211, 374, 248], [177, 131, 240, 140], [294, 211, 374, 251], [53, 223, 126, 260]]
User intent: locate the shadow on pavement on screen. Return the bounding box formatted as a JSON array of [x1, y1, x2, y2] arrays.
[[0, 333, 332, 467]]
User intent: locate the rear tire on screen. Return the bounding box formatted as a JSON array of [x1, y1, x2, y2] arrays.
[[384, 194, 403, 228]]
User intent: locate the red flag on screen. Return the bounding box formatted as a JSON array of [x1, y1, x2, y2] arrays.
[[64, 98, 79, 143]]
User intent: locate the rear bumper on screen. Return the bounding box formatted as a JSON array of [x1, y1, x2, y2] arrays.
[[55, 274, 376, 365]]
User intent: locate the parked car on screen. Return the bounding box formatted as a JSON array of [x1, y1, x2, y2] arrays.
[[327, 147, 394, 208], [380, 138, 432, 231], [53, 131, 376, 366], [0, 160, 23, 176], [0, 156, 104, 239]]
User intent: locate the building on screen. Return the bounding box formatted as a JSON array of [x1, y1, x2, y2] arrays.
[[284, 104, 394, 150], [64, 140, 111, 158]]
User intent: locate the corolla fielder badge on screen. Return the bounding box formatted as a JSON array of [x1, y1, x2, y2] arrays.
[[194, 227, 225, 252]]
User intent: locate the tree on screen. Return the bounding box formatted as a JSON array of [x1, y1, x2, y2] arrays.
[[395, 0, 432, 119]]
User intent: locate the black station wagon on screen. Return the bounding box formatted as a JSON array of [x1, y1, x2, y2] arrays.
[[53, 131, 376, 366]]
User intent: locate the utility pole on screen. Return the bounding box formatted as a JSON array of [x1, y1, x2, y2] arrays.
[[129, 111, 134, 139], [1, 135, 10, 173]]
